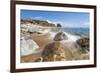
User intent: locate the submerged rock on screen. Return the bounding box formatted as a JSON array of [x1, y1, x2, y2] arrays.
[[54, 32, 68, 41]]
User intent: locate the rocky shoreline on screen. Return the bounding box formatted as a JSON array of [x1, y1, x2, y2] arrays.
[[20, 20, 89, 63]]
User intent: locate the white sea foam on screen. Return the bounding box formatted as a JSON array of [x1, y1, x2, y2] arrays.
[[64, 32, 80, 41], [49, 32, 56, 39], [49, 31, 80, 42]]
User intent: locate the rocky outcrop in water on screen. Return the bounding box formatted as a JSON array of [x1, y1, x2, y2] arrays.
[[41, 42, 66, 61], [54, 32, 68, 41], [76, 37, 89, 53]]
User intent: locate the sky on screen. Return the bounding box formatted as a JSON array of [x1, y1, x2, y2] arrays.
[[21, 10, 90, 28]]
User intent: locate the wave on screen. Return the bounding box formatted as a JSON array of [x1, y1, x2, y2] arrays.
[[64, 32, 80, 42], [50, 31, 81, 42]]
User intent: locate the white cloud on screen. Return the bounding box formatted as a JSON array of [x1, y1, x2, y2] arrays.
[[82, 22, 89, 28], [46, 20, 52, 23], [34, 16, 43, 19], [62, 21, 89, 28], [46, 20, 62, 24], [77, 22, 89, 28], [29, 16, 43, 20]]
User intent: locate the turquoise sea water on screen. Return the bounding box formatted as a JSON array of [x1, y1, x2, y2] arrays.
[[62, 28, 89, 33], [51, 27, 89, 38], [63, 28, 89, 38]]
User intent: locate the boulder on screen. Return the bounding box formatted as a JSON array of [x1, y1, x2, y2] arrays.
[[76, 37, 89, 53], [20, 34, 39, 56], [41, 42, 66, 61], [54, 32, 68, 41]]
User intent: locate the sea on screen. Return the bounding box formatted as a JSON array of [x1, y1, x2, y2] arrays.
[[62, 28, 89, 33], [51, 27, 90, 38]]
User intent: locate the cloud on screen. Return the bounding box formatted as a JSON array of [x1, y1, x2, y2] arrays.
[[29, 16, 43, 20], [80, 22, 89, 28], [61, 21, 90, 28], [34, 16, 43, 19], [46, 20, 52, 23], [46, 20, 58, 24]]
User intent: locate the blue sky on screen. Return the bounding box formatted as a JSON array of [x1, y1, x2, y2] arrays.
[[21, 10, 90, 28]]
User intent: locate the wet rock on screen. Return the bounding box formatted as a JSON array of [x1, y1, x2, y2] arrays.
[[76, 37, 89, 53], [41, 42, 66, 61], [54, 32, 68, 41]]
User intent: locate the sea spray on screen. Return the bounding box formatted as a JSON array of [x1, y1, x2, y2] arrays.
[[49, 31, 80, 42], [63, 32, 81, 42]]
